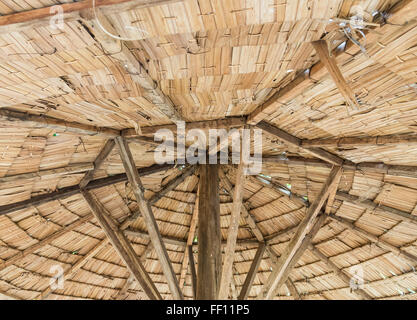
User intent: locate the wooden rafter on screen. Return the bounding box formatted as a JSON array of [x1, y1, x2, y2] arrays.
[[265, 214, 328, 299], [120, 165, 195, 227], [79, 139, 116, 188], [113, 241, 154, 300], [179, 187, 199, 289], [0, 163, 172, 216], [246, 0, 417, 125], [0, 0, 183, 27], [197, 164, 221, 300], [188, 245, 197, 299], [259, 166, 342, 299], [115, 136, 183, 299], [220, 168, 295, 300], [311, 40, 359, 109], [82, 190, 161, 300], [39, 238, 109, 299], [285, 278, 302, 300], [335, 192, 417, 225], [123, 117, 246, 137], [257, 121, 346, 166], [219, 153, 246, 299], [0, 109, 119, 137]]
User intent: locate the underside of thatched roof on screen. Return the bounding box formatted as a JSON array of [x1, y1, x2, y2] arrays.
[[0, 0, 417, 300]]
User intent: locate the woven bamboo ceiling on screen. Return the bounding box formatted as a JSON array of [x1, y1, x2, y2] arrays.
[[0, 0, 417, 300]]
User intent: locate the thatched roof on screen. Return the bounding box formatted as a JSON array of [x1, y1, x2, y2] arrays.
[[0, 0, 416, 300]]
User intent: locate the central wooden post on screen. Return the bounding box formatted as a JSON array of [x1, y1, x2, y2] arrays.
[[196, 164, 221, 300]]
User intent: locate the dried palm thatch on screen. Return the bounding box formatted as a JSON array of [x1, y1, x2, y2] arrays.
[[0, 0, 416, 300]]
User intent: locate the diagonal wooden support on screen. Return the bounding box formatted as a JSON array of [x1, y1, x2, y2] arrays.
[[79, 139, 115, 188], [238, 242, 266, 300], [80, 9, 182, 123], [0, 214, 93, 272], [0, 109, 119, 137], [308, 244, 372, 300], [113, 241, 154, 300], [39, 238, 108, 300], [328, 214, 417, 264], [259, 166, 342, 299], [246, 0, 417, 125], [0, 163, 93, 184], [179, 187, 199, 289], [335, 192, 417, 225], [82, 190, 161, 300], [311, 40, 359, 109], [197, 164, 221, 300], [188, 245, 197, 299], [218, 156, 246, 299], [256, 121, 345, 166], [115, 136, 183, 299]]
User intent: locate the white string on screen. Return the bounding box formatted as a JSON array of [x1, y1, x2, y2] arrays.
[[92, 0, 149, 41]]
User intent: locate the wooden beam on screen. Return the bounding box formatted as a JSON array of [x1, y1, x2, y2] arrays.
[[188, 245, 197, 299], [125, 227, 259, 247], [0, 214, 93, 272], [0, 291, 21, 300], [0, 163, 172, 216], [124, 117, 246, 137], [39, 238, 108, 299], [248, 174, 308, 207], [124, 229, 185, 247], [0, 109, 119, 137], [308, 244, 372, 299], [219, 168, 264, 242], [115, 136, 183, 299], [81, 190, 161, 300], [328, 214, 417, 264], [0, 0, 182, 26], [80, 9, 182, 122], [311, 40, 359, 109], [197, 164, 221, 300], [336, 192, 417, 225], [0, 162, 93, 184], [219, 156, 246, 299], [120, 165, 195, 227], [259, 166, 342, 299], [238, 242, 266, 300], [179, 188, 199, 289], [302, 133, 417, 148], [325, 171, 342, 214], [256, 121, 345, 166], [79, 140, 115, 188]]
